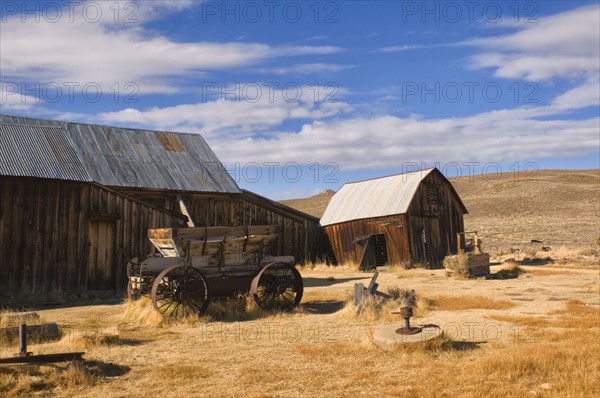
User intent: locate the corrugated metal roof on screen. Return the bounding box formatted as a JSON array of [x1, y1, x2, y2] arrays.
[[0, 122, 91, 181], [0, 115, 240, 193], [320, 168, 435, 226]]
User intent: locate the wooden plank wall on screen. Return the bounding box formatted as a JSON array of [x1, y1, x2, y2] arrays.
[[324, 215, 410, 266], [0, 177, 184, 295], [118, 190, 325, 263], [405, 171, 466, 267]]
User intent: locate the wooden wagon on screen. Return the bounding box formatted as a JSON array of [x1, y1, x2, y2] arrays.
[[127, 225, 303, 318]]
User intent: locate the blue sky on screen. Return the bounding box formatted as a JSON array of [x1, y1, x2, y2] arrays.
[[1, 1, 599, 199]]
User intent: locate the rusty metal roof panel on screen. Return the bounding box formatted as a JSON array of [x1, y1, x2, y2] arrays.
[[320, 169, 435, 226], [0, 115, 240, 193]]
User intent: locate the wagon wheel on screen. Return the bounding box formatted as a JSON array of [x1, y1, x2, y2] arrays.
[[151, 264, 210, 318], [250, 262, 303, 312]]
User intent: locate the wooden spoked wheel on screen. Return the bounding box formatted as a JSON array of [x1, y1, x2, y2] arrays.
[[250, 262, 303, 312], [151, 264, 210, 318]]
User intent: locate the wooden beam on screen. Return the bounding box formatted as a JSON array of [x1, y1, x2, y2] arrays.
[[176, 195, 195, 227], [148, 225, 280, 240]]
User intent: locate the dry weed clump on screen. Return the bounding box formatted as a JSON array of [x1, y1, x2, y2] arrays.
[[338, 288, 431, 323], [443, 253, 470, 278], [204, 294, 266, 321], [0, 362, 96, 398], [122, 297, 166, 327], [298, 261, 358, 272], [122, 293, 297, 328], [578, 247, 598, 256]]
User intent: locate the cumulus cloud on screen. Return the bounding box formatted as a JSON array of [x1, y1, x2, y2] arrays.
[[466, 5, 600, 81], [207, 110, 599, 169], [256, 63, 354, 75], [0, 1, 341, 94], [95, 87, 353, 137], [90, 84, 599, 170]]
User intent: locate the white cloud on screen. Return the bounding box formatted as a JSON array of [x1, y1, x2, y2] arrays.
[[378, 45, 426, 52], [208, 110, 599, 170], [550, 78, 600, 110], [85, 84, 599, 171], [0, 83, 40, 111], [94, 88, 352, 137], [256, 63, 354, 75], [0, 1, 341, 94], [466, 5, 600, 81]]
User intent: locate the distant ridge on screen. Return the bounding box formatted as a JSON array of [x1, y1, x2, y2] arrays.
[[279, 189, 335, 218], [279, 169, 600, 248]]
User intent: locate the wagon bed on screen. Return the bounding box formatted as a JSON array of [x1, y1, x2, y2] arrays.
[[127, 225, 303, 318]]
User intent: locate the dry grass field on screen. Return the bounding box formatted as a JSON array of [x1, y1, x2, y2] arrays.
[[1, 254, 599, 398], [1, 169, 599, 397]]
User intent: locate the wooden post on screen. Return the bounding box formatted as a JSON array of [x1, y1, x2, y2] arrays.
[[457, 233, 464, 254], [367, 271, 379, 295], [19, 324, 27, 356], [353, 283, 364, 306]]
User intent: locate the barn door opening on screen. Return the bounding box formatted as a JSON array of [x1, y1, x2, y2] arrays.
[[356, 234, 388, 270], [87, 220, 116, 293]]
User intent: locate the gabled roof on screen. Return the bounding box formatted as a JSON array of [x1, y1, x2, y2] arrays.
[[0, 115, 240, 193], [320, 168, 465, 226]]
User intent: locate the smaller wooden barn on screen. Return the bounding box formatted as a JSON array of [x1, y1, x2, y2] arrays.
[[320, 168, 467, 268]]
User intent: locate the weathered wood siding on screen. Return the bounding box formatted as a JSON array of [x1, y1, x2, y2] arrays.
[[405, 171, 465, 267], [117, 189, 325, 262], [323, 215, 409, 265], [323, 170, 466, 267], [0, 177, 184, 295]]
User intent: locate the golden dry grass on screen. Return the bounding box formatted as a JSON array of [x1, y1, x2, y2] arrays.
[[1, 263, 599, 397], [431, 295, 516, 311], [488, 299, 600, 330], [0, 362, 96, 398], [525, 268, 578, 276], [486, 314, 552, 328]]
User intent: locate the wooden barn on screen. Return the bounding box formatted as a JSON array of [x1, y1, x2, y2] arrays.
[[320, 168, 467, 268], [0, 115, 321, 297]]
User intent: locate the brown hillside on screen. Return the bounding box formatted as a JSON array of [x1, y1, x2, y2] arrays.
[[280, 189, 335, 218], [279, 169, 600, 249]]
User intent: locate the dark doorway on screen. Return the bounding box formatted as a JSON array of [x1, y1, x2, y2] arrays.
[[371, 234, 388, 266], [356, 234, 388, 270]]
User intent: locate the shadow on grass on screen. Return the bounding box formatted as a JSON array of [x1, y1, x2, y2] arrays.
[[302, 300, 346, 314], [1, 297, 124, 312], [448, 340, 483, 351], [303, 276, 367, 288], [391, 332, 483, 353], [518, 256, 554, 266], [109, 338, 145, 346], [83, 360, 131, 377]]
